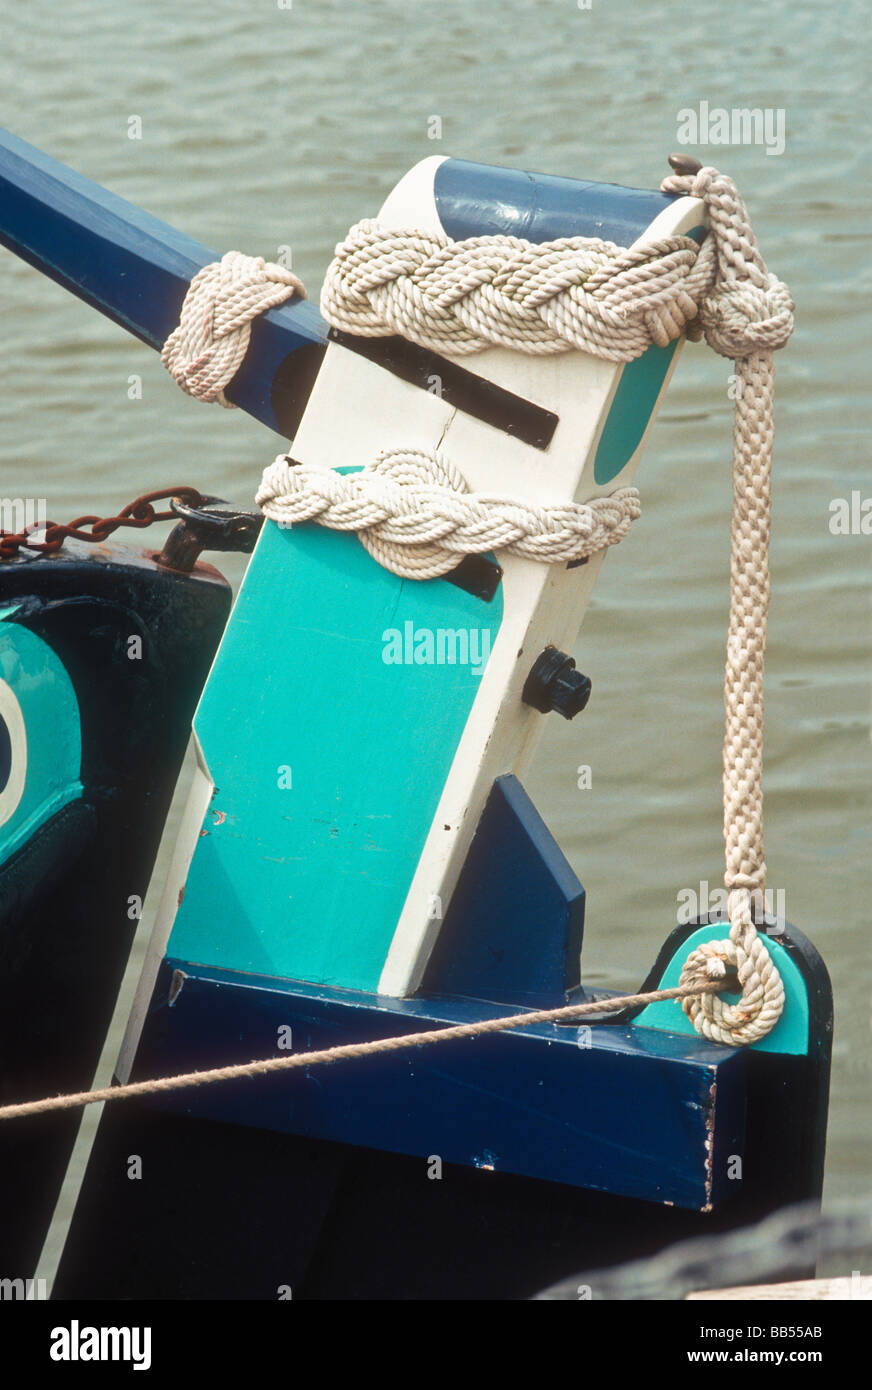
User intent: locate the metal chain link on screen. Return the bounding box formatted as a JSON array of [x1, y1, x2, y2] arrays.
[[533, 1198, 872, 1300], [0, 486, 204, 559]]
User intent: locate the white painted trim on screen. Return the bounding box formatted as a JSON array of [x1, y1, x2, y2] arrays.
[[376, 171, 705, 996], [115, 733, 214, 1084], [378, 155, 447, 235]]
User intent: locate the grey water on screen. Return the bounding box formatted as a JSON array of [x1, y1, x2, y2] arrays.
[[1, 0, 869, 1276]]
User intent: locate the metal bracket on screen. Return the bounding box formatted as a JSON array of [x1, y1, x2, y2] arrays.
[[157, 496, 264, 572]]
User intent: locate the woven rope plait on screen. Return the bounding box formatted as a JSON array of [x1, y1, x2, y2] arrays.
[[320, 222, 710, 359], [318, 169, 793, 367], [161, 251, 305, 406], [660, 163, 791, 1045], [256, 449, 640, 579]]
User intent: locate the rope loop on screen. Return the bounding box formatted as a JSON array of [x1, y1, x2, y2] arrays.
[[660, 164, 794, 360], [678, 889, 786, 1046], [161, 251, 305, 407], [695, 272, 795, 359]]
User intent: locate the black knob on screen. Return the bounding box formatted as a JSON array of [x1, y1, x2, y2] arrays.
[[522, 647, 592, 720]]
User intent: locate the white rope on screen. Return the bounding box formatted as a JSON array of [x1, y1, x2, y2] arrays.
[[320, 224, 709, 360], [318, 202, 791, 363], [168, 158, 794, 1047], [161, 251, 305, 407], [256, 449, 640, 579], [0, 980, 723, 1121], [659, 163, 790, 1045]]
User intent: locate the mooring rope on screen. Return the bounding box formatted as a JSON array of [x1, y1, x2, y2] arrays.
[[659, 161, 790, 1046], [0, 981, 722, 1121], [163, 156, 793, 1047]]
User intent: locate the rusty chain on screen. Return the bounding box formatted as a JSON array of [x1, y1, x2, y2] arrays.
[[0, 486, 204, 560]]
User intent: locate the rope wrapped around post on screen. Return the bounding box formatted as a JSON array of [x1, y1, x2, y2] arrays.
[[167, 156, 795, 1047], [161, 250, 305, 407]]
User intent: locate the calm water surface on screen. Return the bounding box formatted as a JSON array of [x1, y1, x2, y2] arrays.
[[1, 0, 868, 1260]]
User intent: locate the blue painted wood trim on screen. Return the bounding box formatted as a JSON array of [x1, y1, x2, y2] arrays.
[[133, 959, 746, 1212], [0, 126, 326, 435], [434, 159, 677, 246], [423, 774, 586, 1009]]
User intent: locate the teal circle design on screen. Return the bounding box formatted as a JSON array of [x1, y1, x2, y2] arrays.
[[633, 922, 809, 1055], [0, 610, 82, 869]]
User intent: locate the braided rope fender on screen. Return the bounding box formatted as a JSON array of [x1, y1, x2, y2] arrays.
[[319, 166, 793, 364], [256, 450, 641, 580], [319, 222, 707, 359]]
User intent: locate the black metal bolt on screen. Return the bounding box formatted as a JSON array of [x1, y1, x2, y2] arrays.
[[522, 647, 592, 720]]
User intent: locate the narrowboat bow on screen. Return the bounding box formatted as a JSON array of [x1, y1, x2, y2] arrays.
[[0, 128, 832, 1300]]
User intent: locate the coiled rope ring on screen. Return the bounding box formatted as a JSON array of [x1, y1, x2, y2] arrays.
[[678, 890, 786, 1046]]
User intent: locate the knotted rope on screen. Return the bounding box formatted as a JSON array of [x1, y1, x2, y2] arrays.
[[167, 156, 794, 1047], [161, 251, 305, 406], [256, 448, 640, 579], [659, 161, 791, 1045]]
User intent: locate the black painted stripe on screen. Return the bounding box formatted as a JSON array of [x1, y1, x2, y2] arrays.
[[328, 329, 558, 450], [270, 341, 328, 439]]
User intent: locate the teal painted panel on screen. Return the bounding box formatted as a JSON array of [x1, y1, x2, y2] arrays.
[[0, 608, 82, 867], [593, 342, 679, 484], [168, 520, 503, 991], [593, 226, 705, 485], [634, 923, 809, 1055]]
